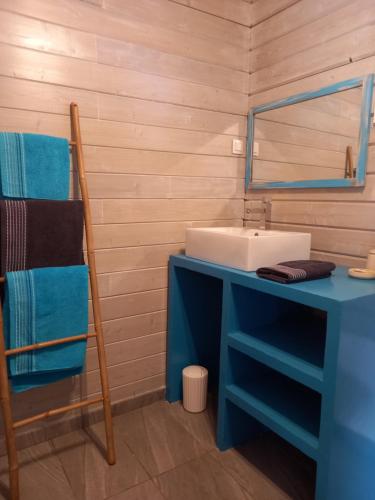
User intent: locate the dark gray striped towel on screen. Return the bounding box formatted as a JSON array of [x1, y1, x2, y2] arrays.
[[256, 260, 336, 284], [0, 200, 84, 275]]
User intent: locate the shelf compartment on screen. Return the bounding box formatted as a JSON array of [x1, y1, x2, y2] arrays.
[[227, 327, 324, 392], [229, 284, 327, 383], [167, 266, 223, 402], [226, 350, 321, 460]]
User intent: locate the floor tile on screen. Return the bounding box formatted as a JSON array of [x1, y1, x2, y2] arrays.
[[210, 448, 288, 500], [0, 403, 315, 500], [155, 453, 252, 500], [0, 441, 75, 500], [114, 401, 206, 476], [166, 400, 217, 451], [211, 433, 315, 500], [106, 480, 165, 500], [51, 421, 149, 500]]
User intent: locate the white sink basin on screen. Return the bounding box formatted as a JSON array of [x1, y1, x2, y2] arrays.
[[185, 227, 311, 271]]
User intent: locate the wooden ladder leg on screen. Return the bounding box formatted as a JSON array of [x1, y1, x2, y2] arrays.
[[70, 102, 116, 466], [88, 296, 116, 465], [0, 303, 19, 499]]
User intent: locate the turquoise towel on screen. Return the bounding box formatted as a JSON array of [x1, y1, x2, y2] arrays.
[[0, 133, 70, 200], [4, 265, 88, 393]]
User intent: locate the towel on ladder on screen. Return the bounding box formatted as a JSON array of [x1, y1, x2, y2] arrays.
[[0, 133, 70, 200], [0, 200, 84, 275], [4, 265, 88, 393]]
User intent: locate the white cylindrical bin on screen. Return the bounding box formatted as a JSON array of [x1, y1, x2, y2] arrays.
[[182, 365, 208, 413]]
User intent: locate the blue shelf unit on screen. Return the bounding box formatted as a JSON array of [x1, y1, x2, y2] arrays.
[[166, 255, 375, 500]]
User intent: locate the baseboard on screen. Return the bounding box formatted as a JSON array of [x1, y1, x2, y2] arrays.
[[0, 387, 165, 456]]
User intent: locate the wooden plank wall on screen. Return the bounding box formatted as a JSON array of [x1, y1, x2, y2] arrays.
[[246, 0, 375, 268], [0, 0, 250, 428]]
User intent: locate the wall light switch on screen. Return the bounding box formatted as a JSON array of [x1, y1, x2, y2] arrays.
[[253, 141, 259, 157], [232, 139, 243, 155]]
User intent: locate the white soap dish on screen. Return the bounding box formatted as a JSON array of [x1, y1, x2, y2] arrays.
[[348, 268, 375, 279]]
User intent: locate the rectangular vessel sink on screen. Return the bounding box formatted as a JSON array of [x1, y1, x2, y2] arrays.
[[185, 227, 311, 271]]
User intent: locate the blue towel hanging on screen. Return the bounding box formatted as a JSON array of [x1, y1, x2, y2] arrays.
[[0, 133, 70, 200], [4, 265, 88, 393]]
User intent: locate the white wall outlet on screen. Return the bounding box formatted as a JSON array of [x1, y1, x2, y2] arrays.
[[253, 141, 259, 157], [232, 138, 244, 155]]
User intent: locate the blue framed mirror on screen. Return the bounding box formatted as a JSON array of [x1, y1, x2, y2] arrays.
[[246, 74, 374, 190]]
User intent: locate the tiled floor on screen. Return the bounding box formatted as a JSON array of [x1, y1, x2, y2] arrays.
[[0, 400, 315, 499]]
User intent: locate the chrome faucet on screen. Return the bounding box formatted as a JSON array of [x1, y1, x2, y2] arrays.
[[259, 196, 271, 229], [245, 197, 271, 229]]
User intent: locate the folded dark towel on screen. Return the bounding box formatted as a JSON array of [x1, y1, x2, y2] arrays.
[[0, 200, 84, 275], [256, 260, 336, 284]]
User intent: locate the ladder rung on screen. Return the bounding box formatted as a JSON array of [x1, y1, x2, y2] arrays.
[[5, 333, 96, 356], [13, 396, 103, 429]]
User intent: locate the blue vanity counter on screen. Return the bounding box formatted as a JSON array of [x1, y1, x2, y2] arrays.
[[166, 254, 375, 500]]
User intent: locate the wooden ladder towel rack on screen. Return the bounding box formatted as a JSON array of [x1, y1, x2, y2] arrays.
[[0, 103, 116, 500]]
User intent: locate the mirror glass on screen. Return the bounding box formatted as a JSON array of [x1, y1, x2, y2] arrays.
[[252, 88, 361, 183], [246, 75, 374, 190]]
